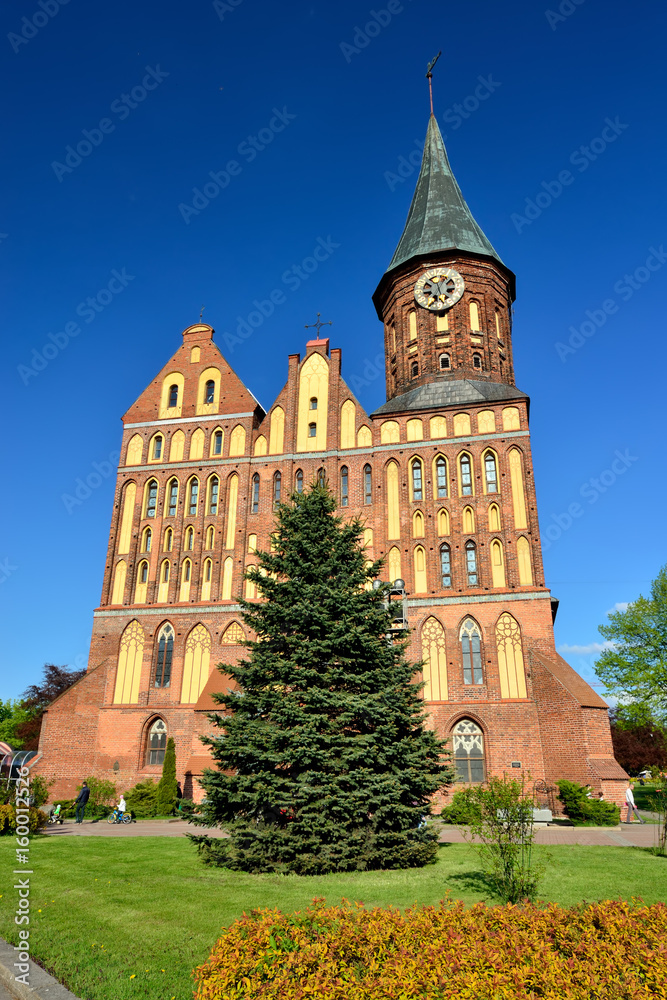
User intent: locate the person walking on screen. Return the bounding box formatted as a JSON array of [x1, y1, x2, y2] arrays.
[[624, 784, 645, 824], [75, 781, 90, 824]]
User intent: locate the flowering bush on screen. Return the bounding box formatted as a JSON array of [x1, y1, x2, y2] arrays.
[[194, 897, 667, 999]]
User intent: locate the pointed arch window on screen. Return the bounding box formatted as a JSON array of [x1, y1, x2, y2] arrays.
[[495, 308, 502, 340], [167, 479, 178, 517], [435, 456, 448, 498], [459, 454, 473, 496], [465, 540, 478, 586], [251, 473, 260, 514], [453, 719, 485, 782], [146, 718, 167, 765], [188, 479, 199, 517], [273, 471, 281, 509], [154, 625, 174, 688], [295, 469, 303, 494], [208, 475, 219, 515], [201, 558, 213, 601], [212, 430, 223, 456], [411, 458, 423, 502], [473, 353, 482, 370], [440, 543, 452, 588], [184, 526, 194, 550], [141, 527, 152, 553], [168, 384, 179, 408], [151, 435, 163, 461], [439, 353, 450, 371], [340, 466, 348, 507], [460, 619, 483, 685], [469, 301, 481, 331], [163, 527, 173, 551], [135, 559, 149, 605], [484, 452, 498, 493], [317, 468, 326, 487], [488, 503, 501, 532], [145, 479, 158, 518], [364, 464, 372, 505], [204, 379, 215, 404], [157, 559, 170, 602], [205, 525, 215, 549]]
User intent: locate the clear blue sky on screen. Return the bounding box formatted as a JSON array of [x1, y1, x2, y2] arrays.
[[2, 0, 665, 699]]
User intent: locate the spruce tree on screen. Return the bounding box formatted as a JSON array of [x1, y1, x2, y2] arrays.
[[156, 736, 177, 815], [196, 483, 453, 874]]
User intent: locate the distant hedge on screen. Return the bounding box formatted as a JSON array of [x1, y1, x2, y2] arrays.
[[194, 898, 667, 999]]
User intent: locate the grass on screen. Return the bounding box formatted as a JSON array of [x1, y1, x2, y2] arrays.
[[0, 836, 666, 1000]]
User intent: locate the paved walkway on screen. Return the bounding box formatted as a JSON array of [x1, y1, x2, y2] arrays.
[[44, 819, 661, 847]]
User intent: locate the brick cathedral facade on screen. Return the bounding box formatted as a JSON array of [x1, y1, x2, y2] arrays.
[[38, 115, 627, 807]]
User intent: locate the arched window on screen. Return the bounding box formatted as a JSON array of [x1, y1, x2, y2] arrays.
[[163, 527, 173, 551], [118, 482, 136, 555], [151, 434, 163, 461], [308, 422, 317, 438], [408, 309, 417, 341], [146, 719, 167, 765], [254, 436, 268, 457], [517, 536, 533, 586], [465, 540, 478, 586], [273, 471, 281, 509], [460, 619, 483, 684], [188, 478, 199, 517], [411, 458, 423, 502], [357, 425, 372, 447], [204, 379, 215, 404], [412, 510, 424, 538], [169, 430, 185, 462], [490, 539, 506, 588], [406, 418, 423, 442], [473, 353, 482, 370], [141, 527, 152, 553], [126, 434, 143, 466], [452, 719, 485, 782], [440, 544, 452, 588], [157, 559, 170, 602], [380, 420, 400, 444], [413, 545, 427, 592], [316, 467, 326, 487], [135, 559, 149, 604], [245, 566, 257, 599], [221, 557, 233, 600], [388, 546, 402, 583], [295, 469, 303, 494], [435, 456, 448, 498], [469, 301, 480, 331], [430, 415, 447, 438], [340, 466, 348, 507], [145, 479, 158, 518], [179, 559, 192, 602], [247, 534, 257, 553], [168, 384, 178, 408], [453, 413, 471, 436], [269, 406, 285, 455], [189, 428, 205, 461], [421, 617, 448, 701], [205, 525, 215, 549], [225, 474, 239, 549], [251, 473, 260, 514], [229, 425, 246, 457], [488, 503, 501, 531], [309, 396, 318, 411], [364, 464, 372, 505], [463, 506, 475, 534], [154, 625, 174, 688], [167, 479, 178, 517], [496, 613, 527, 699], [113, 620, 143, 703], [478, 410, 496, 434], [495, 308, 502, 340], [437, 508, 450, 536], [211, 429, 224, 457], [111, 560, 127, 604], [439, 353, 450, 371], [208, 475, 219, 516], [184, 526, 194, 550], [411, 361, 419, 378], [459, 454, 473, 496], [201, 558, 213, 601]]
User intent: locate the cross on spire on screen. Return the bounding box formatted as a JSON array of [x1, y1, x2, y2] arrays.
[[426, 50, 441, 116], [304, 312, 332, 338]]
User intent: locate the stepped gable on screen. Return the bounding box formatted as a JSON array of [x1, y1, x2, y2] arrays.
[[123, 323, 263, 424]]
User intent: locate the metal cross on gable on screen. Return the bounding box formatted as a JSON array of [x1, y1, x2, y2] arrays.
[[304, 312, 332, 337]]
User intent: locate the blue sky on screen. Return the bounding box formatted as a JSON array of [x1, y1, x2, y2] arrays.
[[1, 0, 666, 699]]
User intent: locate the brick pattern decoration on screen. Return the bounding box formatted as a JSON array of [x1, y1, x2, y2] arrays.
[[38, 315, 628, 810]]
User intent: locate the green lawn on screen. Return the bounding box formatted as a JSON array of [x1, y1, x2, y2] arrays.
[[0, 837, 665, 1000]]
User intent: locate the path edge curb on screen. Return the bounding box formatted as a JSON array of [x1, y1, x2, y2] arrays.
[[0, 938, 81, 1000]]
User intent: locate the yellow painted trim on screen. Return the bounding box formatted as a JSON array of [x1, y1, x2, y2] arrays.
[[113, 619, 144, 704], [169, 430, 185, 462], [134, 560, 149, 604], [229, 424, 246, 457], [180, 624, 211, 703], [437, 508, 450, 536], [205, 525, 215, 549], [221, 556, 233, 600], [457, 452, 475, 498], [436, 313, 448, 331], [386, 461, 400, 540], [269, 406, 285, 454], [157, 559, 170, 602], [490, 539, 506, 588], [201, 559, 213, 601], [118, 483, 136, 555], [517, 536, 533, 585], [469, 300, 480, 331], [363, 527, 373, 549], [406, 418, 424, 442], [163, 527, 173, 552], [388, 546, 402, 583], [159, 372, 184, 419], [412, 510, 424, 538], [502, 406, 521, 431], [196, 367, 221, 416], [140, 526, 152, 553], [225, 474, 238, 549], [380, 420, 400, 444], [477, 410, 496, 434], [488, 503, 501, 532], [421, 616, 448, 701], [430, 415, 447, 438], [413, 545, 427, 593], [453, 413, 471, 436], [340, 399, 356, 449], [209, 427, 224, 458], [179, 559, 192, 602], [408, 310, 417, 341], [125, 434, 143, 466], [297, 353, 329, 453], [357, 425, 372, 447], [254, 435, 268, 456], [482, 448, 499, 495], [247, 533, 257, 553], [496, 613, 527, 699], [189, 428, 205, 461], [509, 448, 528, 529], [110, 560, 127, 605], [245, 565, 256, 599], [463, 506, 476, 534], [190, 346, 200, 363], [409, 456, 424, 503]]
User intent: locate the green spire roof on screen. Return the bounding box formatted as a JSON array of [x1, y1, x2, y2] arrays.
[[387, 115, 504, 273]]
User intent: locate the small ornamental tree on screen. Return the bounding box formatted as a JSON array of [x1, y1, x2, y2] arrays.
[[194, 483, 453, 874], [156, 737, 178, 815]]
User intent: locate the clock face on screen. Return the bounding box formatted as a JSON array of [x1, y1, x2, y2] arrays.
[[414, 267, 465, 311]]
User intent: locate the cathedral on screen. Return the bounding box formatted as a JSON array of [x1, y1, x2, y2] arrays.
[[38, 114, 627, 807]]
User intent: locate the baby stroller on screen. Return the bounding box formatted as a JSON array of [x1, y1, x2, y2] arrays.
[[48, 804, 63, 825]]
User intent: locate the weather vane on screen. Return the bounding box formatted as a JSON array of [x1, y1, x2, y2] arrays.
[[199, 304, 205, 321], [305, 312, 332, 338], [426, 51, 441, 116]]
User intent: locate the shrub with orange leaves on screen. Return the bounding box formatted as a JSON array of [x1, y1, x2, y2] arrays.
[[194, 896, 667, 999]]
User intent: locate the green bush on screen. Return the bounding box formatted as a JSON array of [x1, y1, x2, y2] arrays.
[[156, 738, 178, 815], [125, 779, 159, 818], [186, 834, 231, 867], [178, 798, 197, 819], [440, 788, 483, 825], [0, 803, 47, 834], [556, 780, 620, 826]]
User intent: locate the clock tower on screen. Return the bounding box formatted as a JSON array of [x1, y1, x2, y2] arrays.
[[373, 114, 517, 399]]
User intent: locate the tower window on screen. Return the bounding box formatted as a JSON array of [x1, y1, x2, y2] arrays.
[[212, 430, 223, 456], [152, 435, 163, 460], [317, 468, 326, 487], [460, 619, 483, 684], [473, 353, 482, 370], [295, 469, 303, 494], [495, 309, 502, 340], [309, 397, 318, 410], [251, 473, 260, 514], [273, 471, 281, 509], [141, 527, 152, 553], [436, 457, 448, 498], [408, 310, 417, 341], [340, 465, 348, 507], [146, 480, 158, 518], [484, 452, 498, 493], [469, 301, 480, 332], [139, 560, 149, 584], [411, 459, 423, 502], [465, 540, 478, 587], [364, 464, 372, 505], [411, 361, 419, 378], [185, 526, 194, 550], [168, 384, 178, 408], [460, 454, 473, 496], [167, 479, 178, 517], [188, 479, 199, 517], [146, 718, 167, 765], [440, 543, 452, 588], [205, 525, 215, 549], [439, 353, 450, 371], [308, 422, 317, 438], [208, 476, 219, 515], [163, 527, 173, 551], [204, 379, 215, 404], [154, 625, 174, 688]]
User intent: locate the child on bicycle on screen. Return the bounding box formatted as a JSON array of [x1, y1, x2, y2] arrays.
[[117, 794, 126, 819]]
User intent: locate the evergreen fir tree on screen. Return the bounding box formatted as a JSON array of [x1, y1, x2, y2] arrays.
[[196, 483, 454, 874], [156, 737, 177, 815]]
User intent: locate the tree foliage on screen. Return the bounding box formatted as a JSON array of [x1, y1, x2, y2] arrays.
[[156, 737, 178, 815], [609, 708, 667, 776], [194, 484, 453, 873], [595, 567, 667, 725]]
